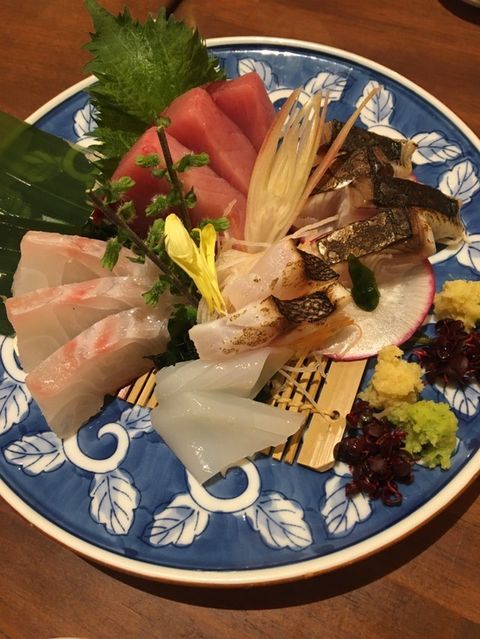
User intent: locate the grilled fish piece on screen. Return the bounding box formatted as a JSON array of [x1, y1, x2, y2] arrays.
[[313, 146, 393, 194], [315, 207, 436, 265], [190, 282, 348, 360], [369, 175, 463, 244], [221, 238, 339, 311], [299, 147, 395, 229], [322, 120, 416, 178]]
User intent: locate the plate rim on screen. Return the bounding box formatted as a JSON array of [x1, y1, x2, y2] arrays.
[[2, 35, 479, 587]]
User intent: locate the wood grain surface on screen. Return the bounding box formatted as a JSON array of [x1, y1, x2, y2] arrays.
[[0, 1, 479, 638]]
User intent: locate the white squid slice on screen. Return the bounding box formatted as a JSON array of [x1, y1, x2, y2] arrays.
[[154, 346, 292, 401], [150, 391, 305, 484]]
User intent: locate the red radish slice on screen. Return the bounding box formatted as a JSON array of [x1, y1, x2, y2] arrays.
[[322, 259, 435, 360]]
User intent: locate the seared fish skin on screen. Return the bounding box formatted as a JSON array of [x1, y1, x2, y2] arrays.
[[297, 249, 339, 281], [370, 175, 464, 244], [316, 208, 415, 264], [313, 146, 393, 194], [323, 120, 416, 177], [372, 175, 459, 217], [273, 290, 335, 323]]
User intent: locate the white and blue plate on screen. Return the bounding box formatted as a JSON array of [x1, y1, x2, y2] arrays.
[[0, 37, 479, 586]]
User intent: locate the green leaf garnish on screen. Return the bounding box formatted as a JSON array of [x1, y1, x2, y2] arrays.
[[0, 111, 98, 334], [174, 152, 210, 173], [84, 0, 225, 172], [198, 217, 230, 231], [147, 304, 198, 368], [347, 254, 380, 312], [101, 237, 122, 270], [135, 154, 161, 168], [142, 275, 171, 306]]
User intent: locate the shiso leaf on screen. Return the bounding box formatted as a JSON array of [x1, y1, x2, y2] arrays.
[[83, 0, 225, 172]]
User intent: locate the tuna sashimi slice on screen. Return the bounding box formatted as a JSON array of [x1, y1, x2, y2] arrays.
[[111, 127, 247, 239], [164, 87, 257, 196], [207, 72, 276, 152], [26, 307, 169, 438], [11, 231, 158, 297], [6, 276, 174, 372]]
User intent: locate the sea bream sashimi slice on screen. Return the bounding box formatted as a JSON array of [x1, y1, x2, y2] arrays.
[[190, 284, 349, 361], [164, 87, 257, 196], [11, 231, 158, 297], [6, 276, 174, 372], [221, 237, 339, 311], [207, 72, 276, 152], [110, 127, 247, 239], [26, 307, 169, 438]]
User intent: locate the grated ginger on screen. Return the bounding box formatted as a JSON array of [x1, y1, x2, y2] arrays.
[[434, 280, 480, 331], [358, 345, 423, 410]]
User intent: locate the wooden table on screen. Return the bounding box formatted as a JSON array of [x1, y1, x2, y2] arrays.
[[0, 1, 479, 637]]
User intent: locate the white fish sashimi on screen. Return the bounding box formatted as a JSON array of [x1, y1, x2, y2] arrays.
[[222, 238, 306, 310], [154, 347, 292, 401], [26, 307, 169, 438], [150, 391, 305, 484], [190, 297, 290, 360], [12, 231, 158, 296], [6, 277, 176, 372]]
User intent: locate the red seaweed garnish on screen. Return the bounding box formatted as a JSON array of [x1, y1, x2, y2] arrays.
[[412, 319, 480, 385], [334, 400, 414, 507]]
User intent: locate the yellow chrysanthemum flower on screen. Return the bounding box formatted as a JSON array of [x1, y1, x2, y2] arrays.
[[164, 214, 226, 315]]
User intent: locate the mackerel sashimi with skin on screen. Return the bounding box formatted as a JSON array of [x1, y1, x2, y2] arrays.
[[164, 86, 257, 196], [6, 276, 175, 372], [110, 127, 247, 239], [11, 231, 158, 297], [207, 72, 276, 152], [25, 307, 170, 438]]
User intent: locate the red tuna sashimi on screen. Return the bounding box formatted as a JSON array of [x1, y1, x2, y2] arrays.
[[111, 127, 247, 239], [164, 87, 257, 196], [207, 73, 275, 152]]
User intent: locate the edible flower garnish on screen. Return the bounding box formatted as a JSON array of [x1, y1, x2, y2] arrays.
[[164, 214, 226, 315]]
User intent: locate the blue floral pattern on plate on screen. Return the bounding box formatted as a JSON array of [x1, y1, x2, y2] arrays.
[[0, 40, 479, 583]]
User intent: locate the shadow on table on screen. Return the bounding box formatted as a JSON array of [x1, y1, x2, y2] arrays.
[[439, 0, 480, 24], [93, 475, 479, 609]]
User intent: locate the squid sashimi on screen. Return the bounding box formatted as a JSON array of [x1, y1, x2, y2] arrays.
[[111, 127, 247, 239], [26, 307, 169, 438], [11, 231, 157, 297], [151, 391, 305, 484], [207, 72, 276, 152], [155, 347, 292, 402], [6, 276, 174, 372], [221, 238, 339, 311], [164, 87, 257, 196]]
